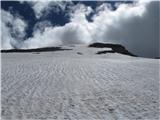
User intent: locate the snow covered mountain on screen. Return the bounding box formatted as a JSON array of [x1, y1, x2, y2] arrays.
[[1, 44, 159, 120]]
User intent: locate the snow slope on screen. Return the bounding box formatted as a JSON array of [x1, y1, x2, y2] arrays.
[[1, 45, 159, 120]]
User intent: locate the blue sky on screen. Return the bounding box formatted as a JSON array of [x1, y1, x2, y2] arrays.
[[1, 0, 159, 58], [1, 1, 133, 38]]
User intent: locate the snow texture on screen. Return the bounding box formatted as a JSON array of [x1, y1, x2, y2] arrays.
[[1, 45, 159, 120]]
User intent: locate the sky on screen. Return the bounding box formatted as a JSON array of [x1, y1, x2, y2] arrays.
[[1, 0, 159, 58]]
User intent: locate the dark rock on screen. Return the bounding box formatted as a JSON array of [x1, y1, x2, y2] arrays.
[[77, 52, 83, 55], [108, 108, 114, 113], [89, 43, 137, 57], [96, 50, 115, 54], [1, 47, 72, 53]]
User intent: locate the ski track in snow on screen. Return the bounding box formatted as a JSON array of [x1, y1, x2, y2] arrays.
[[1, 46, 159, 120]]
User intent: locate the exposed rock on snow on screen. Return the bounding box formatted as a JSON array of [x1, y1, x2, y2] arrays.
[[1, 47, 72, 53], [96, 50, 115, 54], [89, 43, 137, 57]]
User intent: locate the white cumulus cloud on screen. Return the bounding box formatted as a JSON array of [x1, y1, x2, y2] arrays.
[[28, 0, 72, 19], [1, 9, 27, 49]]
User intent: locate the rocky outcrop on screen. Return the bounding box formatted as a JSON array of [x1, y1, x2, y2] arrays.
[[89, 43, 137, 56], [1, 47, 72, 53]]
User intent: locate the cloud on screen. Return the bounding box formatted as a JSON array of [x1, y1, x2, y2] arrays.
[[92, 1, 159, 58], [21, 1, 159, 57], [1, 1, 159, 58], [22, 3, 93, 49], [69, 1, 159, 58], [22, 22, 92, 48], [28, 1, 72, 19], [33, 20, 52, 33], [1, 9, 27, 49]]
